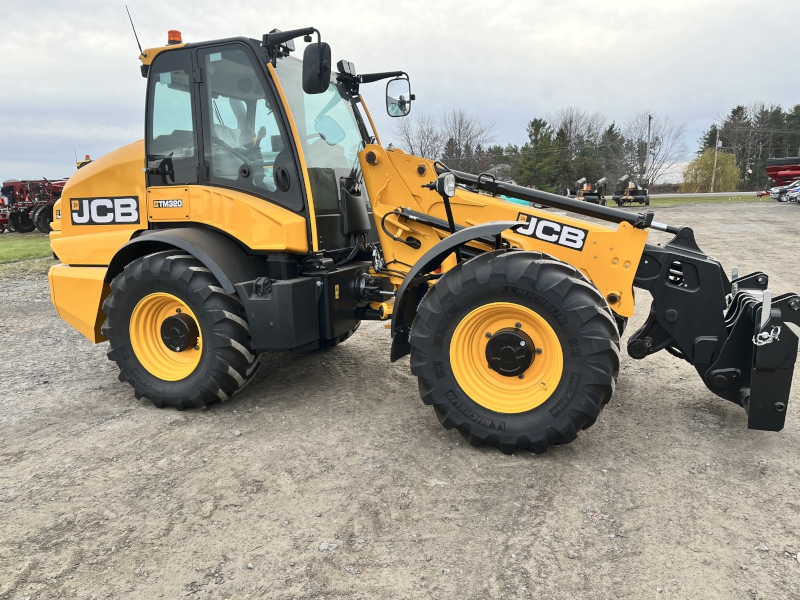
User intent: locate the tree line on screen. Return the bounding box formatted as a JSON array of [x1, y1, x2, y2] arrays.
[[393, 108, 687, 193], [395, 103, 800, 194], [688, 103, 800, 191]]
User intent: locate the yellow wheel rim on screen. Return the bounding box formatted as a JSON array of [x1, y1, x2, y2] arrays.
[[449, 302, 563, 414], [129, 293, 202, 381]]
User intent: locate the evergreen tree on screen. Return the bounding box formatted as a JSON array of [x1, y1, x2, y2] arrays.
[[515, 118, 559, 191]]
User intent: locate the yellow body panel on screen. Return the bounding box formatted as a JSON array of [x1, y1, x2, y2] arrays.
[[48, 265, 109, 342], [50, 139, 309, 263], [51, 198, 62, 231], [359, 145, 648, 317], [151, 185, 310, 253], [139, 43, 187, 66], [51, 140, 147, 265]]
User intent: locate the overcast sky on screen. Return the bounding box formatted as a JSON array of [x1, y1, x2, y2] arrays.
[[1, 0, 797, 180]]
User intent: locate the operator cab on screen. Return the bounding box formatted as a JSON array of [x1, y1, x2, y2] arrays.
[[143, 28, 413, 257]]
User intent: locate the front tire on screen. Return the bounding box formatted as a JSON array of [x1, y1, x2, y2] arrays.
[[102, 251, 259, 409], [409, 251, 619, 454]]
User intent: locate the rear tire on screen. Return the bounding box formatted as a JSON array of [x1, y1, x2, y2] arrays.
[[9, 211, 35, 233], [102, 250, 259, 409], [409, 251, 619, 454], [34, 205, 52, 233]]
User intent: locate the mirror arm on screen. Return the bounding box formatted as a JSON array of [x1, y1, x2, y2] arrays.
[[263, 26, 320, 66], [359, 71, 407, 84], [264, 27, 316, 47]]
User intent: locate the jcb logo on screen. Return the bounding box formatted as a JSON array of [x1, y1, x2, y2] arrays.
[[516, 212, 587, 250], [70, 197, 139, 225]]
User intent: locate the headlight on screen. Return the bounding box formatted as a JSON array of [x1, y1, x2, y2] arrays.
[[437, 173, 456, 198]]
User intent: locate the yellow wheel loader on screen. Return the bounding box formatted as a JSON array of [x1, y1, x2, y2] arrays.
[[48, 28, 800, 453]]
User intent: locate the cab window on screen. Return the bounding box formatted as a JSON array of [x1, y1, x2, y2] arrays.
[[199, 46, 303, 211], [146, 49, 198, 185], [274, 57, 368, 214]]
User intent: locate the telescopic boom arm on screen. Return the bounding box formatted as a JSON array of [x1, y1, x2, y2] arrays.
[[438, 165, 680, 234]]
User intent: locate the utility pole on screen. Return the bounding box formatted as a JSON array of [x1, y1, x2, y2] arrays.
[[644, 114, 652, 187], [710, 126, 720, 193]]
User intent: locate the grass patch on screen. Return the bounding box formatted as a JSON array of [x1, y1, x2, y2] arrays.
[[0, 233, 53, 264], [0, 257, 57, 278], [647, 195, 763, 208]]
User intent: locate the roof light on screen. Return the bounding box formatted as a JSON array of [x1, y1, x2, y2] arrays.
[[167, 30, 182, 45]]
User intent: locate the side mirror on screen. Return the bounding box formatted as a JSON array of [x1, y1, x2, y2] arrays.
[[386, 78, 412, 117], [315, 115, 345, 145], [302, 42, 332, 94]]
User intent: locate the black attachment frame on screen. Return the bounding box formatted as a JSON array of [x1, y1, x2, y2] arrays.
[[627, 226, 800, 431]]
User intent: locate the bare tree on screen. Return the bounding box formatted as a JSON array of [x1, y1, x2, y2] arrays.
[[438, 109, 495, 172], [623, 112, 687, 186], [547, 107, 606, 155], [392, 109, 495, 172], [392, 113, 443, 160]]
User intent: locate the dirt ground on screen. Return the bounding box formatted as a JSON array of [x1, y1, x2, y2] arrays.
[[1, 201, 799, 600]]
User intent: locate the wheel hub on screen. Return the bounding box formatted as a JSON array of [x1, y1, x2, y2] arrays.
[[160, 313, 198, 353], [485, 328, 534, 377]]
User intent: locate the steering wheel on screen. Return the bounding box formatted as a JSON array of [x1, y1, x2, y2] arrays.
[[214, 137, 255, 166], [158, 157, 175, 183]]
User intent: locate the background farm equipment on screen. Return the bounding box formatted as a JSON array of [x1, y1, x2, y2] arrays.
[[766, 157, 800, 188], [0, 193, 8, 233], [612, 174, 649, 206], [1, 177, 68, 234], [564, 177, 608, 205]]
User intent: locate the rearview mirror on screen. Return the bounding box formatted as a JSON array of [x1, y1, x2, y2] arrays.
[[302, 42, 332, 94], [315, 116, 345, 145], [386, 78, 412, 117]]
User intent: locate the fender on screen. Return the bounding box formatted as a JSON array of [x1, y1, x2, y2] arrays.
[[107, 228, 266, 294], [390, 220, 523, 361]]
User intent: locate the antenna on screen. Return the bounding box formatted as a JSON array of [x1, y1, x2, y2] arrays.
[[73, 148, 78, 164], [125, 5, 143, 55]]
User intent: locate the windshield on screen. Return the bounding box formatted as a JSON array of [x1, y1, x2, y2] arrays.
[[274, 56, 369, 212]]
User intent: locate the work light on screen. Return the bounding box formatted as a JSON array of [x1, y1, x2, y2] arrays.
[[438, 173, 456, 198]]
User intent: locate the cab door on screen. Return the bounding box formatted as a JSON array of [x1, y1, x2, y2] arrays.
[[145, 48, 197, 222], [195, 45, 306, 222]]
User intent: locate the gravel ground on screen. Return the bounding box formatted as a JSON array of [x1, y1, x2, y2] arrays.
[[1, 202, 799, 600]]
